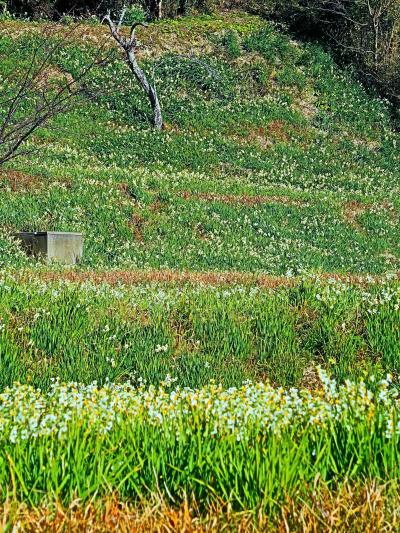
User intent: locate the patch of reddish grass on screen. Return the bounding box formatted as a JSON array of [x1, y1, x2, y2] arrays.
[[342, 200, 370, 231], [34, 269, 291, 288], [342, 200, 398, 231], [0, 170, 42, 192], [18, 269, 400, 289], [233, 120, 303, 149], [267, 120, 291, 142], [128, 213, 146, 242]]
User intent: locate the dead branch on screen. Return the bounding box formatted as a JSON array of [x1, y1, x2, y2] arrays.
[[103, 8, 163, 130]]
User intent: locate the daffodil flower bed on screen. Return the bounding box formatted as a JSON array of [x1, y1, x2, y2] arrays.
[[1, 273, 400, 390], [0, 371, 399, 509], [1, 371, 397, 441]]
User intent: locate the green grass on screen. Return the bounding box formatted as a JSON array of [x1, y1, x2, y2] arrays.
[[0, 14, 399, 273], [0, 372, 399, 512], [0, 14, 399, 518], [0, 274, 399, 390]]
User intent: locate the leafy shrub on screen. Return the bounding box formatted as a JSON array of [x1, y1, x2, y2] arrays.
[[244, 26, 300, 64], [222, 29, 242, 59], [0, 0, 12, 19], [276, 65, 307, 90], [154, 54, 237, 100], [123, 2, 147, 24], [84, 13, 101, 25], [60, 13, 73, 24]]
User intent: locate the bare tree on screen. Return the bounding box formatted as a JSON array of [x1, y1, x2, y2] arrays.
[[305, 0, 399, 101], [0, 24, 109, 166], [104, 7, 163, 129]]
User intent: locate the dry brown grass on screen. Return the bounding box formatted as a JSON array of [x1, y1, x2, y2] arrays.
[[1, 482, 399, 532], [281, 481, 400, 533], [179, 191, 307, 207], [21, 268, 399, 289]]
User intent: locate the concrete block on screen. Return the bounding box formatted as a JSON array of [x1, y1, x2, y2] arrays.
[[16, 232, 83, 265]]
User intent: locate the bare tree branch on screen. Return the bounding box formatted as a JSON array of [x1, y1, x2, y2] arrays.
[[130, 21, 148, 43], [0, 23, 112, 166]]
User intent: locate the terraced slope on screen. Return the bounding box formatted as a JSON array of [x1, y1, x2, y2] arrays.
[[0, 13, 399, 274]]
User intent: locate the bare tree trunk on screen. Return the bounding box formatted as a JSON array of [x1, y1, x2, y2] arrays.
[[126, 49, 163, 129], [104, 11, 163, 130]]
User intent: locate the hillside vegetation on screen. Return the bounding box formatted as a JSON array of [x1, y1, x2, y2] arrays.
[[1, 273, 399, 390], [0, 13, 399, 274], [1, 14, 400, 529], [4, 0, 400, 112]]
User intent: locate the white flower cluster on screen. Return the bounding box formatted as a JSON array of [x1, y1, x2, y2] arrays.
[[0, 370, 398, 444]]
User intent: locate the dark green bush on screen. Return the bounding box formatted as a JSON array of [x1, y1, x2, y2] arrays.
[[222, 30, 241, 59]]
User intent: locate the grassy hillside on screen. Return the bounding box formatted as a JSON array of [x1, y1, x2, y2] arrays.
[[1, 14, 400, 528], [0, 13, 399, 274]]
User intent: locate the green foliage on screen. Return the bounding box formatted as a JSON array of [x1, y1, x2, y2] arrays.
[[244, 25, 301, 64], [366, 299, 400, 373], [60, 14, 74, 25], [155, 53, 237, 100], [0, 277, 399, 390], [222, 29, 241, 59], [0, 0, 12, 20], [123, 3, 147, 24]]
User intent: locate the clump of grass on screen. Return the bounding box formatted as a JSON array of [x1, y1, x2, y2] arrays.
[[222, 29, 242, 59], [0, 275, 399, 390]]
